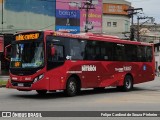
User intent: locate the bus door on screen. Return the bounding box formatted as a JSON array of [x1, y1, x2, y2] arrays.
[[46, 39, 65, 90]]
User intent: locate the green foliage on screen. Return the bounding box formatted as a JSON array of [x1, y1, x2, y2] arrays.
[[0, 80, 7, 86]]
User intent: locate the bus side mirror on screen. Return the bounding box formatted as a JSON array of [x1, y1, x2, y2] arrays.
[[51, 47, 55, 56], [5, 44, 11, 61]]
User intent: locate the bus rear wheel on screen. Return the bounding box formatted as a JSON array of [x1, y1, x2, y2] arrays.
[[123, 75, 133, 91], [117, 75, 133, 92], [36, 90, 47, 95], [65, 77, 79, 97]]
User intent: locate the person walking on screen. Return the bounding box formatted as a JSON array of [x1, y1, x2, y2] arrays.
[[158, 66, 160, 77]]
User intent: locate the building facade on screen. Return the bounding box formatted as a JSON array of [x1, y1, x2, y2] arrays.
[[0, 0, 56, 33], [102, 0, 131, 38], [0, 0, 103, 34], [0, 0, 131, 34]]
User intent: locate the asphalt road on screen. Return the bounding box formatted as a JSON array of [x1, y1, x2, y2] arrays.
[[0, 77, 160, 120]]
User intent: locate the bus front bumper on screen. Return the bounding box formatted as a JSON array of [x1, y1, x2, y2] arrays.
[[6, 78, 49, 91]]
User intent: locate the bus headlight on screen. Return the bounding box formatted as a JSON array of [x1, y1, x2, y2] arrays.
[[33, 74, 44, 83], [12, 77, 18, 80]]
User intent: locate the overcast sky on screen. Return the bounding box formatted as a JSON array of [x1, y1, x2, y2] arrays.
[[127, 0, 160, 23]]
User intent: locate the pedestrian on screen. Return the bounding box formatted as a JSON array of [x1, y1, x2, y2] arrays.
[[158, 66, 160, 77]]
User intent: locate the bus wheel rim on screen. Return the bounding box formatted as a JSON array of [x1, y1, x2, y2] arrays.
[[126, 78, 131, 89], [69, 81, 76, 93]]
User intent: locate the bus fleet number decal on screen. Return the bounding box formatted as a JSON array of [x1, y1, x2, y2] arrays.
[[115, 66, 132, 72]]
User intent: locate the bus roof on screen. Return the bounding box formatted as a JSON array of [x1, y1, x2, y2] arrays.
[[48, 31, 152, 46], [16, 30, 152, 46]]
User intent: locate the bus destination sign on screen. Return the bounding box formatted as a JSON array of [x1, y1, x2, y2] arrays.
[[15, 33, 40, 41]]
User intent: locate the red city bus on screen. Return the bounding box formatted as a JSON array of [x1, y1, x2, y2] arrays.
[[6, 30, 155, 96]]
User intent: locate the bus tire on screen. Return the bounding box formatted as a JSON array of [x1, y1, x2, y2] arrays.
[[122, 75, 133, 91], [36, 90, 47, 95], [65, 77, 79, 97]]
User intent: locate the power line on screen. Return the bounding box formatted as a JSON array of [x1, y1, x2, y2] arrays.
[[1, 0, 4, 33], [125, 8, 143, 41]]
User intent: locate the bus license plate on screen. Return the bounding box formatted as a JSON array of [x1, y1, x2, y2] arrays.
[[18, 83, 24, 87]]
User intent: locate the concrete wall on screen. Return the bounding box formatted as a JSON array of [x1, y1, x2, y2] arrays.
[[0, 0, 56, 33], [4, 10, 55, 32], [102, 0, 131, 37], [103, 15, 130, 33]]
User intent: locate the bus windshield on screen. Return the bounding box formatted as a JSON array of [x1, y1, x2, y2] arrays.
[[10, 41, 44, 68]]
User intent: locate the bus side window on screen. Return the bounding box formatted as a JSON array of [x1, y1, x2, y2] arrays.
[[85, 46, 95, 60], [125, 44, 137, 62], [137, 46, 142, 61], [146, 46, 152, 62], [47, 42, 65, 70], [114, 44, 125, 61], [137, 46, 147, 62], [48, 44, 64, 62], [70, 39, 86, 60], [47, 43, 54, 62]]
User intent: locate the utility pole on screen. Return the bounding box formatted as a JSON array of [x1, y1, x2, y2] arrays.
[[125, 8, 143, 41], [137, 16, 140, 41], [1, 0, 3, 33], [79, 0, 95, 32]]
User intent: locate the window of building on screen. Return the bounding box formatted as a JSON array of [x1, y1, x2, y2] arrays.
[[107, 22, 111, 27], [113, 22, 117, 27]]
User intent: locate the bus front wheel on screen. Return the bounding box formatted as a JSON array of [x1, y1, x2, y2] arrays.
[[65, 77, 79, 97]]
